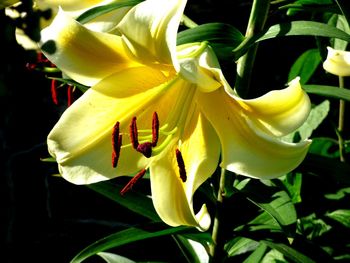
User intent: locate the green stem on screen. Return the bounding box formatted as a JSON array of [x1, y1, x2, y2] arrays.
[[181, 14, 198, 28], [338, 76, 346, 162], [235, 0, 270, 98], [209, 168, 228, 263]]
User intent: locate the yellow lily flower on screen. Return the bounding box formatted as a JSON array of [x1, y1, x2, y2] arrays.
[[323, 46, 350, 76], [42, 0, 311, 230], [6, 0, 132, 49]]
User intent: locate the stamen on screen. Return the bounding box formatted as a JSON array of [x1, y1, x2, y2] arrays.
[[112, 122, 122, 168], [176, 149, 187, 182], [67, 85, 73, 107], [152, 112, 159, 147], [137, 142, 153, 158], [51, 79, 58, 105], [120, 169, 147, 196], [129, 117, 139, 149]]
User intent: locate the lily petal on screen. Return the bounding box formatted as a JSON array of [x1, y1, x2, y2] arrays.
[[37, 0, 114, 12], [323, 46, 350, 76], [150, 104, 220, 230], [235, 77, 311, 137], [117, 0, 187, 66], [40, 8, 139, 86], [198, 88, 311, 179], [48, 66, 171, 184]]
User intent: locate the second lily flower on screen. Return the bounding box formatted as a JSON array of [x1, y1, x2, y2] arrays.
[[41, 0, 311, 231]]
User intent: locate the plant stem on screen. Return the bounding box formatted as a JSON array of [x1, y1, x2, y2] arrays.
[[235, 0, 270, 98], [209, 168, 228, 262], [338, 76, 346, 162]]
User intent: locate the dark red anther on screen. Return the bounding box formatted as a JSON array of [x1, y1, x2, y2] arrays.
[[51, 79, 58, 105], [152, 112, 159, 147], [129, 117, 139, 149], [67, 85, 73, 107], [176, 149, 187, 182], [112, 122, 122, 168], [120, 168, 147, 196], [137, 142, 153, 158]]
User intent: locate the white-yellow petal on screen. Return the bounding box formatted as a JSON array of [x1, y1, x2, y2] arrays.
[[198, 87, 311, 179], [40, 8, 139, 86], [177, 43, 222, 92], [117, 0, 187, 65], [323, 46, 350, 76], [150, 107, 219, 231], [48, 66, 171, 184], [235, 77, 311, 137]]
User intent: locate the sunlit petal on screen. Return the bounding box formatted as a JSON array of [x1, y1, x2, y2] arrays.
[[198, 88, 311, 179], [323, 46, 350, 76], [48, 67, 171, 184], [235, 77, 311, 137], [40, 8, 139, 86], [150, 106, 219, 230], [117, 0, 187, 65]]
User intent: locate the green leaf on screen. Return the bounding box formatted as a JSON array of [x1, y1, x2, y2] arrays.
[[282, 0, 337, 17], [173, 235, 209, 263], [297, 213, 332, 239], [97, 252, 135, 263], [308, 137, 339, 158], [261, 249, 286, 263], [324, 187, 350, 200], [87, 180, 161, 222], [303, 84, 350, 101], [331, 14, 350, 50], [71, 223, 190, 263], [76, 0, 142, 24], [335, 0, 350, 26], [234, 21, 350, 60], [288, 49, 322, 84], [262, 240, 316, 263], [225, 237, 259, 257], [325, 209, 350, 228], [283, 173, 303, 204], [299, 154, 350, 185], [177, 23, 244, 60], [242, 243, 268, 263], [284, 100, 330, 143]]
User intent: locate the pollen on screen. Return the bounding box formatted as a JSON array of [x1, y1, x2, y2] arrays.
[[129, 116, 139, 149], [112, 121, 122, 168], [152, 112, 159, 147], [176, 148, 187, 182], [120, 168, 147, 196]]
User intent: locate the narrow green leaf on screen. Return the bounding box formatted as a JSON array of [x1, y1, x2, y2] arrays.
[[262, 240, 316, 263], [299, 154, 350, 185], [283, 100, 330, 143], [234, 21, 350, 59], [242, 243, 268, 263], [173, 235, 209, 263], [87, 180, 161, 222], [246, 190, 297, 230], [325, 209, 350, 228], [308, 137, 339, 158], [283, 173, 303, 204], [303, 84, 350, 101], [97, 252, 135, 263], [225, 237, 259, 257], [325, 187, 350, 200], [335, 0, 350, 26], [76, 0, 142, 24], [288, 49, 322, 83], [71, 223, 190, 263], [177, 23, 244, 60]]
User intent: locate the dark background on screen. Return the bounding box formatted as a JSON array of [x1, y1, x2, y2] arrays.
[[1, 1, 335, 262]]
